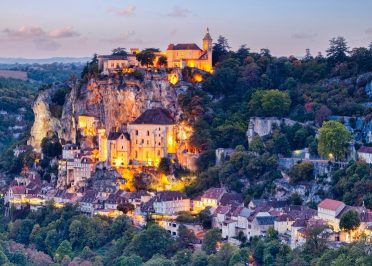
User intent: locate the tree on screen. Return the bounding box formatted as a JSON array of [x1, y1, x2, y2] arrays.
[[288, 193, 303, 205], [158, 157, 171, 175], [143, 255, 175, 266], [249, 89, 291, 117], [315, 105, 332, 126], [289, 161, 314, 183], [112, 47, 128, 56], [117, 202, 135, 214], [172, 249, 192, 266], [54, 240, 73, 263], [177, 224, 197, 249], [317, 121, 351, 160], [202, 228, 221, 254], [249, 135, 265, 154], [157, 56, 168, 67], [41, 136, 62, 158], [114, 255, 142, 266], [198, 208, 212, 229], [136, 48, 158, 67], [326, 37, 349, 64], [129, 224, 173, 260], [212, 36, 231, 65], [273, 135, 291, 156], [339, 210, 361, 233]]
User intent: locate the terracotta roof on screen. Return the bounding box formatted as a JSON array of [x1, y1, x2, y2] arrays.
[[220, 192, 243, 206], [318, 198, 345, 211], [358, 146, 372, 154], [131, 108, 174, 125], [167, 43, 202, 51]]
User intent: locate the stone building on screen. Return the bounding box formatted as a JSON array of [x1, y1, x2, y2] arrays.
[[98, 108, 176, 168]]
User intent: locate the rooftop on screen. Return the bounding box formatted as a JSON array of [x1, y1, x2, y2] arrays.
[[318, 198, 345, 211], [131, 108, 175, 125], [358, 146, 372, 154], [201, 187, 225, 200], [167, 43, 202, 51]]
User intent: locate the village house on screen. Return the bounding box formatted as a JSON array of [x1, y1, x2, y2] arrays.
[[317, 198, 346, 231], [158, 219, 204, 239], [98, 53, 139, 75], [152, 191, 191, 215], [78, 190, 98, 215], [193, 187, 226, 212], [358, 146, 372, 164]]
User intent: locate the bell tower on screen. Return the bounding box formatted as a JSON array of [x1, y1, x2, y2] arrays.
[[202, 28, 213, 72], [203, 27, 213, 52]]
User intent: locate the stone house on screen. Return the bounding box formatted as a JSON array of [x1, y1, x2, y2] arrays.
[[358, 146, 372, 164], [152, 191, 191, 215]]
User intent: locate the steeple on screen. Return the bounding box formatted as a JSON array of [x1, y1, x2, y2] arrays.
[[203, 28, 212, 51], [203, 27, 212, 41]]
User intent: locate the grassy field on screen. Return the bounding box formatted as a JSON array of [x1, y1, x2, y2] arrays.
[[0, 70, 27, 80]]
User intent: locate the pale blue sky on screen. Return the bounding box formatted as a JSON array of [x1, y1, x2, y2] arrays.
[[0, 0, 371, 58]]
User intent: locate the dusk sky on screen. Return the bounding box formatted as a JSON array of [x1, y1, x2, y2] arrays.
[[1, 0, 372, 58]]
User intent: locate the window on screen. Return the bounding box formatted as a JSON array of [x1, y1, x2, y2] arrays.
[[135, 130, 138, 136], [135, 151, 138, 158], [147, 131, 150, 136]]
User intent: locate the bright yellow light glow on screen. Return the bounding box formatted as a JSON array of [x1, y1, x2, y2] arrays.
[[193, 73, 203, 82], [168, 74, 179, 85]]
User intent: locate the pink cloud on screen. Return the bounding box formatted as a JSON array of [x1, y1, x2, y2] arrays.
[[109, 5, 136, 17]]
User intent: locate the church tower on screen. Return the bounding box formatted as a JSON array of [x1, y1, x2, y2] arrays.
[[202, 28, 213, 71]]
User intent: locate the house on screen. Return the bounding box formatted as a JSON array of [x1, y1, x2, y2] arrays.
[[247, 212, 276, 238], [158, 219, 203, 238], [153, 191, 191, 215], [5, 185, 26, 205], [79, 190, 98, 215], [193, 187, 226, 212], [358, 146, 372, 164], [98, 54, 139, 75], [317, 198, 346, 231], [107, 132, 130, 168]]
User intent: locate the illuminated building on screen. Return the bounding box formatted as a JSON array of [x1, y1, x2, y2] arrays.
[[166, 28, 213, 73], [127, 108, 176, 167], [78, 115, 98, 136], [107, 132, 130, 168]]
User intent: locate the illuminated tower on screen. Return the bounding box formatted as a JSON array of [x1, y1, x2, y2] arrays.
[[202, 28, 213, 71]]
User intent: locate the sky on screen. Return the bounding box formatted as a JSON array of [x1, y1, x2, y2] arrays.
[[1, 0, 372, 58]]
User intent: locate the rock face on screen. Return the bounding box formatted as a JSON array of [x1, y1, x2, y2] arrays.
[[29, 74, 183, 150], [28, 87, 63, 152]]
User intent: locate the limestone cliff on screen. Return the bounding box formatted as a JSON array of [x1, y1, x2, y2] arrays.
[[28, 86, 63, 152], [29, 73, 185, 150]]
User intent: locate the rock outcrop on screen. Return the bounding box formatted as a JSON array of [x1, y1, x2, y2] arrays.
[[29, 73, 184, 150]]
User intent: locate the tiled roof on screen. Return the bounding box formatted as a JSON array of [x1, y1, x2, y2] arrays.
[[318, 198, 345, 211], [358, 146, 372, 154], [131, 108, 175, 125], [201, 187, 225, 200], [256, 216, 275, 225], [167, 43, 202, 51], [220, 192, 243, 206]]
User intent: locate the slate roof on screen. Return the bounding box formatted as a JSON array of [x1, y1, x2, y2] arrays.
[[167, 43, 202, 51], [108, 132, 130, 141], [154, 191, 188, 202], [256, 216, 276, 225], [220, 192, 243, 206], [131, 108, 174, 125]]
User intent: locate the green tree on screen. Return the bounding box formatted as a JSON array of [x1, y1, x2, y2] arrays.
[[112, 47, 128, 56], [114, 255, 142, 266], [136, 49, 158, 67], [202, 228, 221, 254], [261, 89, 291, 117], [158, 157, 171, 175], [317, 121, 351, 160], [143, 255, 175, 266], [157, 56, 168, 67], [172, 249, 192, 266], [289, 161, 314, 183], [339, 210, 361, 232], [177, 224, 197, 249], [249, 135, 265, 154], [54, 240, 73, 263], [326, 37, 349, 64], [128, 224, 173, 260]]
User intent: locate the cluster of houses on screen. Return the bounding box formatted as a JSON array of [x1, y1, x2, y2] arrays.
[[4, 171, 372, 248]]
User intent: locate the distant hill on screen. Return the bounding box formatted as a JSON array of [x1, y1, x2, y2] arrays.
[[0, 57, 91, 64], [0, 70, 27, 80]]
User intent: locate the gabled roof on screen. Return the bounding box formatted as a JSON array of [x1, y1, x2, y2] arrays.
[[318, 198, 345, 211], [167, 43, 202, 51], [131, 108, 175, 125], [220, 192, 243, 206], [154, 191, 188, 202], [108, 132, 130, 141], [256, 215, 275, 225]]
